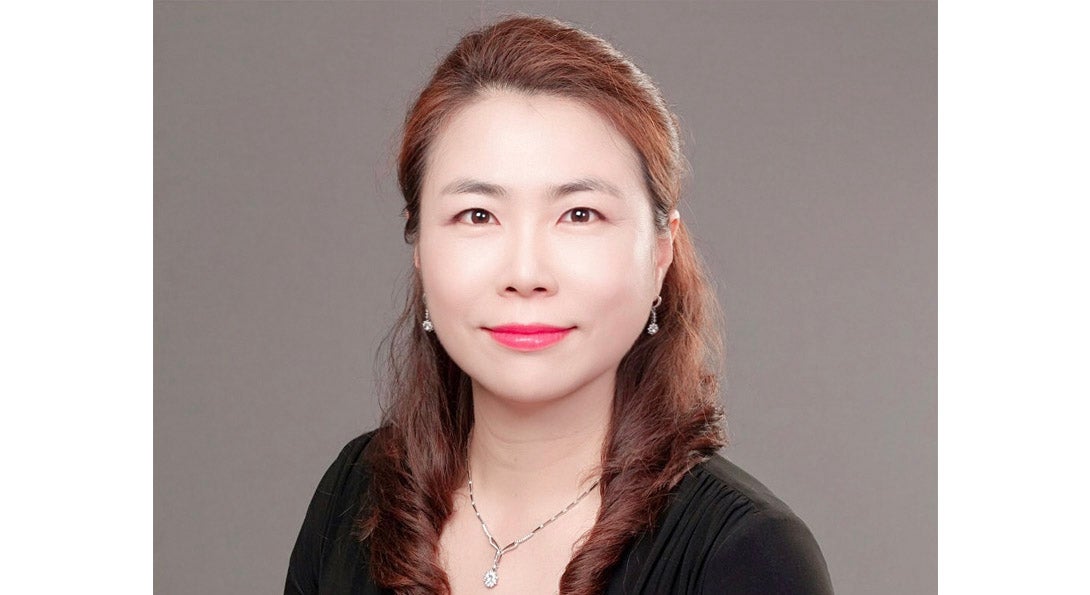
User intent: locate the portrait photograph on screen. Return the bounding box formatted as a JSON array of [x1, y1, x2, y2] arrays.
[[154, 2, 934, 593]]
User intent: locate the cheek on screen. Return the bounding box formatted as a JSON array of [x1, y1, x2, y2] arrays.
[[561, 235, 655, 303], [417, 233, 502, 327]]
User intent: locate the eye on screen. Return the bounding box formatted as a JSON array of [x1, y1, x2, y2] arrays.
[[562, 207, 603, 224], [454, 208, 496, 225]]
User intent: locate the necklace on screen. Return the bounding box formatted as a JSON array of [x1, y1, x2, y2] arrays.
[[467, 462, 600, 589]]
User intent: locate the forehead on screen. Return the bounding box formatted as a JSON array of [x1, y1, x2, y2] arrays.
[[422, 90, 645, 198]]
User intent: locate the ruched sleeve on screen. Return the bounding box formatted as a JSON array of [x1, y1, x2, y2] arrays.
[[700, 509, 833, 594]]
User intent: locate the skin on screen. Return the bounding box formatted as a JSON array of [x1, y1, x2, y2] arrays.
[[413, 89, 679, 592]]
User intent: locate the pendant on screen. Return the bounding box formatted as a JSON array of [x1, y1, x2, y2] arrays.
[[483, 568, 498, 588]]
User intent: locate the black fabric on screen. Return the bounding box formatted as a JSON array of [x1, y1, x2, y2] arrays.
[[286, 430, 833, 594]]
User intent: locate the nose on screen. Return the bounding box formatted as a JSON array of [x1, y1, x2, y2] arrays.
[[500, 222, 558, 298]]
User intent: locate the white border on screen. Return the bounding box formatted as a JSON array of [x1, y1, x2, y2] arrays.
[[940, 1, 1089, 591], [2, 2, 151, 592]]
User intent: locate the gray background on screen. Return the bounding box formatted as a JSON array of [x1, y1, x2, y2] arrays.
[[155, 1, 935, 593]]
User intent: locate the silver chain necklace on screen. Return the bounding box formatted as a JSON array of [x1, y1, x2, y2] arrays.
[[467, 462, 600, 589]]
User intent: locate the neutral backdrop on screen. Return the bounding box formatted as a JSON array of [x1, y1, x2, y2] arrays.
[[155, 1, 935, 593]]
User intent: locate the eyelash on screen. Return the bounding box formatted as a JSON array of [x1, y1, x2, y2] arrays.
[[454, 207, 604, 225]]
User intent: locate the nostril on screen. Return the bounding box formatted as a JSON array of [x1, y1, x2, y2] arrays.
[[504, 286, 549, 295]]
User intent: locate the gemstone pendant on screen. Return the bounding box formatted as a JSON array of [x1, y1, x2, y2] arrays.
[[483, 568, 498, 588]]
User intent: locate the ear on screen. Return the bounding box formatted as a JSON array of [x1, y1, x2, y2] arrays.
[[655, 210, 680, 293], [404, 208, 421, 270]]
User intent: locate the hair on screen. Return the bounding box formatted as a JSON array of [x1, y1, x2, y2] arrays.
[[355, 14, 727, 594]]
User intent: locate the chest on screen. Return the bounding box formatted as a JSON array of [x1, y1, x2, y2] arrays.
[[437, 494, 599, 595]]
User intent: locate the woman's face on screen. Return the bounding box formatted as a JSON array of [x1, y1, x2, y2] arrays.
[[415, 90, 677, 405]]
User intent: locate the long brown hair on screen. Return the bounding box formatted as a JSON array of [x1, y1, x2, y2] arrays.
[[356, 14, 727, 594]]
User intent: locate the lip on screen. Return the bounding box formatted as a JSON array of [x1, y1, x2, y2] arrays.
[[485, 324, 575, 351]]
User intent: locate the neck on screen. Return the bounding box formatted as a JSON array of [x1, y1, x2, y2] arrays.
[[466, 371, 614, 509]]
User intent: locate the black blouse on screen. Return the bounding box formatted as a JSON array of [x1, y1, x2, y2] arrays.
[[286, 430, 833, 594]]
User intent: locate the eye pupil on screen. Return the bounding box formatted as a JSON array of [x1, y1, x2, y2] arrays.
[[472, 210, 489, 223], [572, 209, 589, 222]]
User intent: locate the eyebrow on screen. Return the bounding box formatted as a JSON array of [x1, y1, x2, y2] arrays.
[[438, 177, 626, 201]]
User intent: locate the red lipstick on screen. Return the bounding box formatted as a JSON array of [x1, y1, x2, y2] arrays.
[[486, 324, 574, 351]]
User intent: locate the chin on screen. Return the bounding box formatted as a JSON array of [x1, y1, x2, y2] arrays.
[[470, 374, 584, 404], [489, 383, 572, 403]]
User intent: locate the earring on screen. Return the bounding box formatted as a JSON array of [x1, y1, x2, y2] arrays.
[[422, 293, 434, 333], [646, 295, 663, 335]]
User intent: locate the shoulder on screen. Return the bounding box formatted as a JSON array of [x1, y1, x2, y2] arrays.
[[309, 429, 380, 509], [331, 429, 380, 474], [684, 453, 799, 520], [680, 454, 834, 594], [317, 429, 381, 524], [285, 429, 381, 594]]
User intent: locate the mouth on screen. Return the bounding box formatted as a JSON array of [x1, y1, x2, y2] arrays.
[[484, 324, 576, 351]]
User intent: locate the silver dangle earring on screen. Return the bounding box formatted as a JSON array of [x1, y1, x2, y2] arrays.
[[646, 295, 663, 335], [421, 293, 434, 333]]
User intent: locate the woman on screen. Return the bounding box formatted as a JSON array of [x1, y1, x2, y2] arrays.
[[287, 14, 833, 595]]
